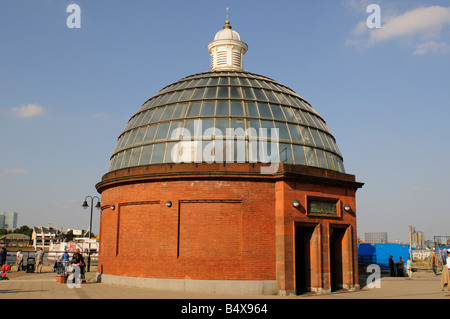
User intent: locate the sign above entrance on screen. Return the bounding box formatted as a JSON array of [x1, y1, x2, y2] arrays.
[[307, 198, 338, 216]]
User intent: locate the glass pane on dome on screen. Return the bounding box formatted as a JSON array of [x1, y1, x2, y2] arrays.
[[230, 86, 242, 99], [270, 104, 286, 121], [217, 86, 229, 98], [260, 120, 276, 139], [139, 145, 153, 166], [230, 101, 244, 116], [177, 80, 191, 90], [141, 109, 155, 124], [248, 78, 262, 87], [126, 129, 138, 147], [304, 112, 318, 128], [164, 142, 175, 163], [121, 150, 131, 168], [187, 102, 201, 117], [219, 77, 229, 85], [258, 80, 272, 90], [131, 112, 146, 128], [325, 151, 336, 170], [178, 89, 194, 102], [166, 91, 181, 104], [191, 87, 206, 100], [310, 129, 324, 148], [155, 122, 170, 140], [197, 77, 210, 86], [172, 103, 187, 119], [265, 90, 279, 103], [294, 109, 307, 125], [109, 155, 118, 171], [184, 119, 196, 138], [257, 103, 273, 119], [143, 124, 157, 142], [279, 143, 293, 164], [229, 77, 240, 86], [204, 86, 217, 99], [239, 77, 251, 86], [275, 122, 291, 141], [215, 118, 229, 136], [253, 88, 268, 101], [168, 121, 182, 140], [300, 127, 314, 145], [305, 146, 318, 167], [129, 147, 142, 167], [216, 101, 229, 116], [316, 149, 328, 169], [247, 120, 260, 138], [158, 94, 172, 106], [288, 124, 302, 142], [230, 118, 246, 136], [185, 79, 199, 88], [150, 108, 164, 123], [201, 118, 214, 137], [292, 145, 307, 165], [134, 127, 146, 145], [246, 102, 259, 117], [116, 133, 128, 151], [318, 131, 332, 151], [201, 101, 215, 117], [208, 77, 219, 86], [150, 143, 166, 164], [115, 152, 124, 169], [243, 87, 255, 100], [283, 107, 298, 123], [159, 104, 176, 121]]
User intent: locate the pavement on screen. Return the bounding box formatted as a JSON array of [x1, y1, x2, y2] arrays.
[[1, 266, 449, 300]]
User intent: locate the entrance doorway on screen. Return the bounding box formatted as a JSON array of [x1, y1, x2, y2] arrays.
[[329, 227, 346, 291], [294, 225, 316, 294]]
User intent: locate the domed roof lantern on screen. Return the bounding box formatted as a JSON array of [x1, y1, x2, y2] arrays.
[[207, 8, 248, 71]]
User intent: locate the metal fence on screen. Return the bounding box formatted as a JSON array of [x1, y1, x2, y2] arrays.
[[2, 250, 98, 268]]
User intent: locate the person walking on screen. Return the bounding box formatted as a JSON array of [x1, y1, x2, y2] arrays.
[[406, 257, 412, 278], [431, 250, 439, 275], [35, 248, 44, 273], [389, 255, 396, 277], [441, 250, 450, 291], [0, 248, 6, 267], [396, 256, 405, 277], [16, 249, 23, 271]]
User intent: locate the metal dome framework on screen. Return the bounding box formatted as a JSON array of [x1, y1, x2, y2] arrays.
[[108, 70, 345, 173]]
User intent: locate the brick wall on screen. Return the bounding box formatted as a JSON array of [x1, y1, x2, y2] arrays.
[[98, 179, 276, 281]]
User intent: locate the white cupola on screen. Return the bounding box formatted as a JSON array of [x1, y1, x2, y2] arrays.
[[207, 9, 248, 71]]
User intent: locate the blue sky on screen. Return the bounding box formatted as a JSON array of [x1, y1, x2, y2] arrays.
[[1, 0, 449, 242]]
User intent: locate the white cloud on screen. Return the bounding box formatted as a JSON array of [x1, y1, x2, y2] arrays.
[[4, 168, 27, 174], [10, 103, 46, 118], [347, 5, 450, 54], [413, 41, 450, 55]]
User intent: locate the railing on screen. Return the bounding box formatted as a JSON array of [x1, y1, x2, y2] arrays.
[[2, 250, 98, 268]]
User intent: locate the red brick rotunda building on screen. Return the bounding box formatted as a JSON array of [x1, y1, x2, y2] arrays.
[[96, 16, 363, 295]]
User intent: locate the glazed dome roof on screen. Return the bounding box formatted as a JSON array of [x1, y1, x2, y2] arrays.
[[108, 70, 345, 173]]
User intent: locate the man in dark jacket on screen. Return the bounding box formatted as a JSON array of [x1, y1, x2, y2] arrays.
[[389, 255, 396, 277]]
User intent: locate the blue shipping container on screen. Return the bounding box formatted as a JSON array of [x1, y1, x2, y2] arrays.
[[357, 243, 410, 270]]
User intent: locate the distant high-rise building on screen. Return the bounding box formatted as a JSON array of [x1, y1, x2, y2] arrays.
[[0, 212, 18, 230], [365, 232, 388, 243]]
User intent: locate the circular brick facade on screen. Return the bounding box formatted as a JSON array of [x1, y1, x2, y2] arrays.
[[96, 163, 362, 295]]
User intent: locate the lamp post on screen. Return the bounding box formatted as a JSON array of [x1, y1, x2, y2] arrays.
[[82, 195, 101, 272]]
